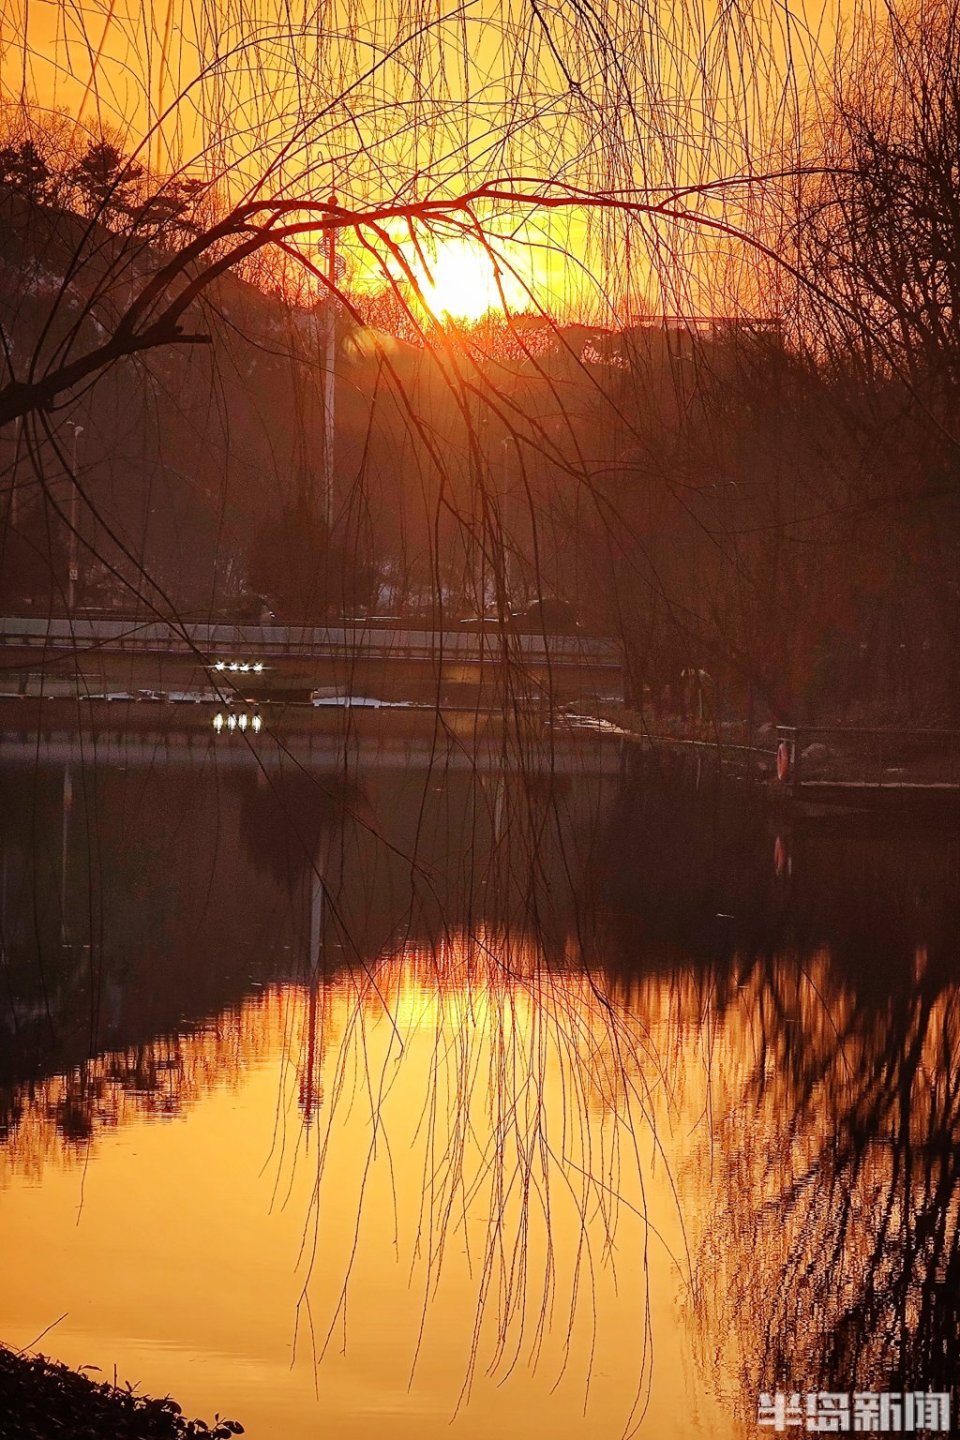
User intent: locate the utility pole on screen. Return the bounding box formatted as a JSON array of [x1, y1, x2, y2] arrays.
[[321, 193, 336, 532], [67, 423, 83, 612]]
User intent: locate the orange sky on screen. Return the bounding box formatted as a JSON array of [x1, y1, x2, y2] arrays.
[[0, 0, 853, 318]]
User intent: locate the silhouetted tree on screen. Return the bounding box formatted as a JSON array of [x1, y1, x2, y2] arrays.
[[0, 140, 52, 205], [246, 494, 376, 622], [68, 140, 144, 222], [0, 495, 68, 611], [133, 177, 207, 243]]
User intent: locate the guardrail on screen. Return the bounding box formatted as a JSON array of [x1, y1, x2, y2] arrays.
[[0, 615, 623, 668]]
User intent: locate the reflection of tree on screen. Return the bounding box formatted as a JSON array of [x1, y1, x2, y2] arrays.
[[232, 763, 361, 894], [0, 999, 274, 1182], [15, 741, 960, 1429], [594, 752, 960, 992], [1, 937, 682, 1433], [698, 952, 960, 1410], [0, 760, 312, 1085], [0, 753, 618, 1102]]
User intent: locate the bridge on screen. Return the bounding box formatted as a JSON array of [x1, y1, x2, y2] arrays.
[[0, 615, 625, 706]]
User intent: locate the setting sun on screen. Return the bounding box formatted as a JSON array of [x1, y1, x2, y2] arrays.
[[416, 236, 532, 321], [3, 0, 957, 1436]]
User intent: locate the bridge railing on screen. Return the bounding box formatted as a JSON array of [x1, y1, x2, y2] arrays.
[[0, 615, 624, 668]]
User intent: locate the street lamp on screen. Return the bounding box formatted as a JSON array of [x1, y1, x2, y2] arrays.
[[500, 436, 518, 607], [67, 423, 83, 612], [320, 191, 341, 534]]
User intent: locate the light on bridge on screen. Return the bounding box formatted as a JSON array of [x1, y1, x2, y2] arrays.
[[212, 711, 262, 735]]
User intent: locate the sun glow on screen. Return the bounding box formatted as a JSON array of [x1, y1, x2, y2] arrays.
[[416, 236, 533, 322]]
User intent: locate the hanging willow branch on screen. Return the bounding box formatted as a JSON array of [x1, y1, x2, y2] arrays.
[[0, 168, 855, 429]]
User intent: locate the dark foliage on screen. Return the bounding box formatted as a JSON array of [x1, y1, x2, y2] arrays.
[[245, 495, 377, 622], [0, 1345, 244, 1439], [0, 496, 68, 612], [0, 140, 52, 205], [68, 142, 145, 221]]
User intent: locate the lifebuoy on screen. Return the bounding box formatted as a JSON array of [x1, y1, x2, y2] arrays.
[[776, 740, 791, 783]]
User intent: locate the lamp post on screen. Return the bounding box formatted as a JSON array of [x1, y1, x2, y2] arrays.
[[321, 194, 337, 533], [500, 436, 516, 608], [67, 423, 83, 612]]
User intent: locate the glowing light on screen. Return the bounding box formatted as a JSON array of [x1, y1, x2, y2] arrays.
[[213, 707, 261, 736], [416, 237, 531, 322], [212, 657, 263, 675]]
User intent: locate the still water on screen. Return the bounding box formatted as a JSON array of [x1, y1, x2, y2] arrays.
[[1, 733, 958, 1437]]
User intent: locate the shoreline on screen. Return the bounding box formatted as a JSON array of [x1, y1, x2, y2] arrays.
[[0, 1344, 244, 1439]]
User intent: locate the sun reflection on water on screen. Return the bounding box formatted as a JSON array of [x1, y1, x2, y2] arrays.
[[0, 934, 743, 1439], [5, 928, 954, 1438]]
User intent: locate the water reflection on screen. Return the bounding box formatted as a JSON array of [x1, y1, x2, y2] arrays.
[[0, 748, 620, 1090], [0, 746, 959, 1436], [699, 949, 960, 1410], [0, 1006, 273, 1178], [0, 951, 701, 1438]]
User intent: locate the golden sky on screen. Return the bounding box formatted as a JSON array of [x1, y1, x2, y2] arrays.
[[0, 0, 855, 317]]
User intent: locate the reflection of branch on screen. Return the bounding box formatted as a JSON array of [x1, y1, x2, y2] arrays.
[[284, 935, 677, 1433], [702, 964, 960, 1406]]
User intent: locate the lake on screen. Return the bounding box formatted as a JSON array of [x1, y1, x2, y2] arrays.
[[1, 729, 957, 1437]]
